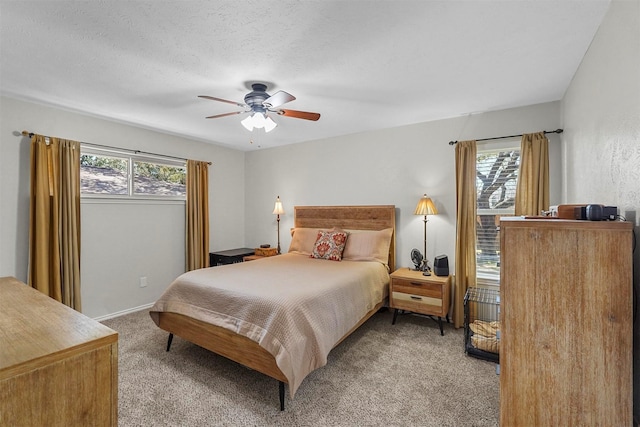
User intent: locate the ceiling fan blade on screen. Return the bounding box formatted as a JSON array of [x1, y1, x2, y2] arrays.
[[263, 90, 295, 108], [277, 109, 321, 121], [198, 95, 246, 108], [205, 111, 245, 119]]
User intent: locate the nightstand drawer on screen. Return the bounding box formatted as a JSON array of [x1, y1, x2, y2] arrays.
[[392, 279, 443, 298], [392, 291, 442, 309]]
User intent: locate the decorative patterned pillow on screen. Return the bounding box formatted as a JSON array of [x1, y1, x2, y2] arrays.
[[310, 229, 349, 261]]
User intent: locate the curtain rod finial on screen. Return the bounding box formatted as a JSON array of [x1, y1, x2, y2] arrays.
[[449, 140, 458, 145]]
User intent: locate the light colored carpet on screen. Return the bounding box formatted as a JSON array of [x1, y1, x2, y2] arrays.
[[102, 309, 499, 426]]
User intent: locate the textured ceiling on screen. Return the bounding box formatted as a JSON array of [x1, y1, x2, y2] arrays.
[[0, 1, 610, 151]]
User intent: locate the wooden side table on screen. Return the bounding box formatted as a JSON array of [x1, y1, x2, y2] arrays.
[[243, 254, 281, 262], [389, 268, 451, 335], [209, 248, 255, 266]]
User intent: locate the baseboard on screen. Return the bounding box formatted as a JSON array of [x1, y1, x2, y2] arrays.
[[93, 302, 154, 322]]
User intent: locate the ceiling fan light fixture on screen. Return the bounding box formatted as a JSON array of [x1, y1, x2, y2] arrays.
[[241, 112, 277, 132], [241, 115, 254, 131], [200, 83, 319, 134], [264, 116, 277, 132], [251, 112, 266, 129]]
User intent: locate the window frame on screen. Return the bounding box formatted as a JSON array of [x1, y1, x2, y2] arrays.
[[475, 140, 521, 286], [80, 145, 187, 201]]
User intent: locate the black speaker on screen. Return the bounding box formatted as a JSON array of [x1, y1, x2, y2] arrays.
[[434, 255, 449, 276]]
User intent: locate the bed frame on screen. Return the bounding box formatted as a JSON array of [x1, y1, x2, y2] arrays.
[[156, 205, 396, 410]]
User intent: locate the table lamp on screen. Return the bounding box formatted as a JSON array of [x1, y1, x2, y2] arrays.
[[272, 196, 285, 254], [414, 194, 438, 274]]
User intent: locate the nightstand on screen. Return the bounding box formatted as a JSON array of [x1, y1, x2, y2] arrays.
[[209, 248, 255, 266], [389, 268, 451, 335], [243, 248, 279, 262]]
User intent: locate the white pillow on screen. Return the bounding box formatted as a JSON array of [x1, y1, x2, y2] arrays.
[[288, 228, 322, 255], [342, 228, 393, 265]]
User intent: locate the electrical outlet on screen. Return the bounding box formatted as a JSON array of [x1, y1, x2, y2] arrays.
[[139, 276, 148, 288]]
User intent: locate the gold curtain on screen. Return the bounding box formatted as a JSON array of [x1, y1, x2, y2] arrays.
[[186, 160, 210, 271], [453, 140, 477, 328], [515, 132, 550, 216], [28, 135, 81, 309]]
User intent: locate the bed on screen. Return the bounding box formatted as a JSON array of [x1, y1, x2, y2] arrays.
[[149, 205, 396, 410]]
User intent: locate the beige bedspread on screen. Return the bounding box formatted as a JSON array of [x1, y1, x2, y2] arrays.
[[149, 253, 389, 396]]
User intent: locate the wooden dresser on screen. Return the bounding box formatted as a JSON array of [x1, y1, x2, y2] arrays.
[[0, 276, 118, 426], [499, 219, 633, 426]]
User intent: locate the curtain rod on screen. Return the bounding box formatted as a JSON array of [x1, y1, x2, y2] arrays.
[[448, 128, 563, 146], [21, 130, 212, 165]]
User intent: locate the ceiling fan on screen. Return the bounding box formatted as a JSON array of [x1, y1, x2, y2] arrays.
[[199, 83, 320, 132]]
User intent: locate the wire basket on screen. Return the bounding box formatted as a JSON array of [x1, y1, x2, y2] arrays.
[[464, 287, 500, 362]]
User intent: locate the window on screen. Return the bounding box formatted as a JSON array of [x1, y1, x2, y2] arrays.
[[132, 160, 186, 197], [80, 152, 129, 195], [476, 146, 520, 283], [80, 147, 186, 199]]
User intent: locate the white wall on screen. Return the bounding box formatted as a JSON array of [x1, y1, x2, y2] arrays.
[[0, 96, 246, 318], [245, 101, 562, 271], [562, 0, 640, 210], [561, 0, 640, 419], [80, 200, 186, 317]]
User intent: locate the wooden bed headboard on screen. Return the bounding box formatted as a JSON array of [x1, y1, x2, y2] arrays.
[[294, 205, 396, 272]]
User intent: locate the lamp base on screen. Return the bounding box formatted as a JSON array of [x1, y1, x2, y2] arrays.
[[422, 261, 432, 276], [276, 216, 281, 255]]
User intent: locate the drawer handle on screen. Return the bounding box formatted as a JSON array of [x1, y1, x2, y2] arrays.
[[410, 296, 422, 300], [410, 282, 423, 286]]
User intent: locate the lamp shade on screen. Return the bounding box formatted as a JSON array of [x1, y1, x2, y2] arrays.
[[264, 116, 277, 132], [273, 196, 284, 215], [252, 112, 266, 129], [414, 194, 438, 216], [241, 112, 278, 132], [241, 115, 254, 131]]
